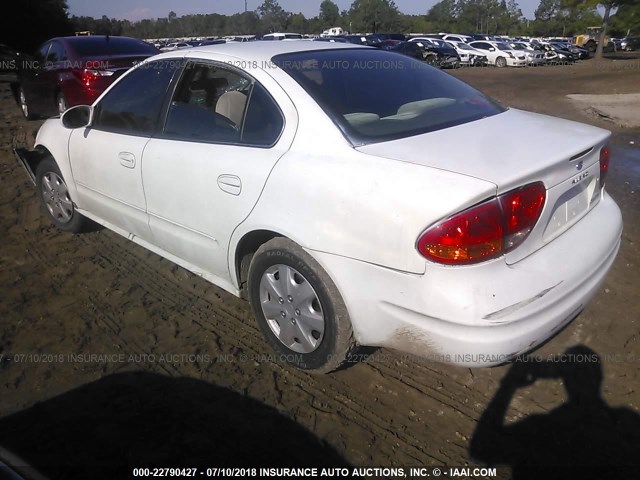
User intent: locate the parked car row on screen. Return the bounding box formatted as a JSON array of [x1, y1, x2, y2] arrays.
[[13, 28, 634, 121], [321, 32, 598, 68]]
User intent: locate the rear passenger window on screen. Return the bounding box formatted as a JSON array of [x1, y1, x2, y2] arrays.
[[242, 83, 284, 146], [163, 61, 283, 147]]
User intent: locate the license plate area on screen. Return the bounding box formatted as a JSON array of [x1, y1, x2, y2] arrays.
[[543, 175, 599, 242]]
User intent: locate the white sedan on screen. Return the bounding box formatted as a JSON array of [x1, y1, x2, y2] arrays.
[[160, 42, 191, 51], [509, 41, 546, 65], [469, 40, 527, 67], [16, 42, 622, 372], [446, 40, 488, 65]]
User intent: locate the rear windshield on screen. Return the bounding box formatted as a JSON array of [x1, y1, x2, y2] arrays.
[[273, 49, 504, 145], [67, 37, 158, 57]]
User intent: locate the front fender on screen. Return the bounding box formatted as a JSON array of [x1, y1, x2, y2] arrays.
[[34, 118, 76, 199]]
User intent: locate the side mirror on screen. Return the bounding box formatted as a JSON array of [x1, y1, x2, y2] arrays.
[[489, 47, 496, 52], [61, 105, 93, 129]]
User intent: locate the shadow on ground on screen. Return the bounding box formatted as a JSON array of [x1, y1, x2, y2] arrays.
[[470, 345, 640, 480], [0, 372, 348, 479]]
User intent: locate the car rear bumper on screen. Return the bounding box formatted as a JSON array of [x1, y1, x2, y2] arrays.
[[310, 192, 622, 366]]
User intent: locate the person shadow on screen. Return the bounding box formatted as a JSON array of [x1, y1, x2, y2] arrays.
[[470, 345, 640, 480], [0, 371, 349, 479]]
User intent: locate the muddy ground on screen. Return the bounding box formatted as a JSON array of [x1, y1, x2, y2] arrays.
[[0, 54, 639, 479]]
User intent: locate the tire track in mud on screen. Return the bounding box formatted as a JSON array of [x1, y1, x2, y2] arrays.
[[69, 229, 477, 465]]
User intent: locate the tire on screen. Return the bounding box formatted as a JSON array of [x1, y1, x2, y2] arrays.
[[248, 237, 356, 373], [18, 86, 35, 120], [586, 41, 596, 54], [56, 92, 68, 115], [35, 157, 87, 233], [495, 56, 507, 68]]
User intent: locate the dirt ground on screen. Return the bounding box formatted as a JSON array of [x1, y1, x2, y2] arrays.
[[1, 54, 639, 479]]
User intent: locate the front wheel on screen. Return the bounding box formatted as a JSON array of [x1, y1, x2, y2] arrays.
[[495, 56, 507, 68], [56, 92, 68, 115], [248, 238, 356, 373], [18, 86, 35, 120], [36, 157, 87, 232]]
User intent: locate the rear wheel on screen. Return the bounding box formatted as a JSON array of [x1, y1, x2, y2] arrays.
[[36, 157, 87, 232], [496, 56, 507, 68], [425, 54, 438, 67], [248, 237, 356, 373]]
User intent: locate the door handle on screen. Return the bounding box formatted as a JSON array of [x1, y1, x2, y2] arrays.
[[217, 175, 241, 196], [118, 152, 136, 168]]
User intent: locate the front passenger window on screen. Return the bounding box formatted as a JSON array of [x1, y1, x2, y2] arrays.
[[93, 60, 179, 136]]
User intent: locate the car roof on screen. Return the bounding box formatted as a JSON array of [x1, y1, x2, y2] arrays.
[[51, 35, 140, 43], [158, 40, 365, 62]]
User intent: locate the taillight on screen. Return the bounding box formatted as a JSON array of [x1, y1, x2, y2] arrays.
[[599, 144, 610, 187], [417, 182, 546, 265], [72, 68, 113, 87]]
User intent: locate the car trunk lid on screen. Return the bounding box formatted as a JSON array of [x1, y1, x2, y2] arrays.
[[356, 108, 610, 264]]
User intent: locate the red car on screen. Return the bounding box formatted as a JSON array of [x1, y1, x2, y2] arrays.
[[18, 35, 159, 119]]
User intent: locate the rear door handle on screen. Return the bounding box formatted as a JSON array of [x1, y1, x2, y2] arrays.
[[119, 152, 136, 168], [217, 175, 241, 196]]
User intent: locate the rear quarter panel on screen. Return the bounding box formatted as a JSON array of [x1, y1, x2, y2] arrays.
[[234, 143, 497, 276]]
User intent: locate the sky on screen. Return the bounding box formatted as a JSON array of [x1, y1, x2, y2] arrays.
[[65, 0, 544, 22]]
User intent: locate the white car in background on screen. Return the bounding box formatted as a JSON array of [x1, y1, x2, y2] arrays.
[[469, 40, 527, 67], [160, 42, 191, 52], [262, 32, 303, 41], [509, 42, 546, 65], [15, 42, 621, 373], [442, 34, 473, 44], [447, 40, 488, 66]]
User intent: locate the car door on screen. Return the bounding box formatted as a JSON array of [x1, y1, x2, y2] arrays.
[[22, 42, 51, 113], [471, 42, 496, 62], [68, 59, 180, 240], [39, 41, 69, 115], [142, 60, 296, 281]]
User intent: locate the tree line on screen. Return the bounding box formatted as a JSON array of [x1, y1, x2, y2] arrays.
[[1, 0, 638, 53]]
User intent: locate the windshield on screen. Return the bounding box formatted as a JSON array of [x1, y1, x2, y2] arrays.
[[429, 39, 448, 48], [274, 49, 504, 145], [455, 42, 474, 50], [496, 42, 512, 51]]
